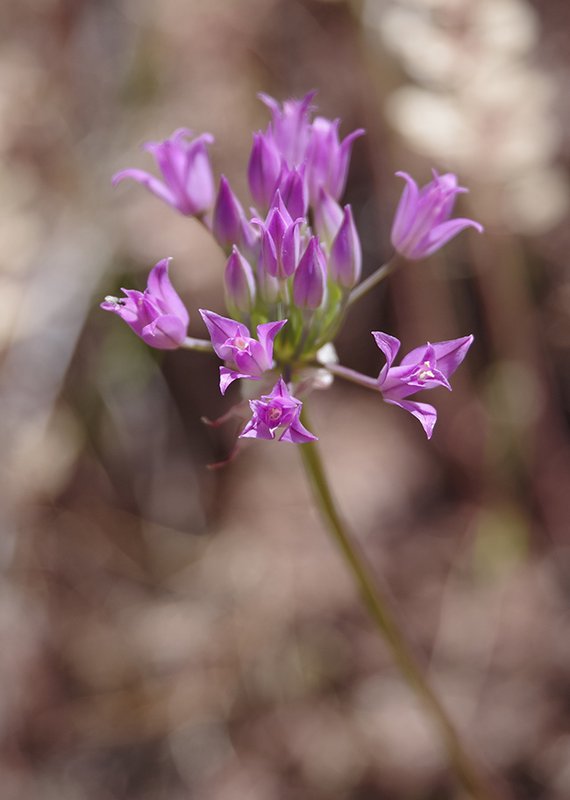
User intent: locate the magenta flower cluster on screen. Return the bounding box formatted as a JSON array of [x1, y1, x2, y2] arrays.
[[103, 92, 482, 443]]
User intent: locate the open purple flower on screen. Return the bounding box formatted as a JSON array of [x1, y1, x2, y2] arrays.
[[258, 92, 363, 209], [101, 258, 189, 349], [200, 309, 287, 395], [374, 332, 474, 438], [259, 91, 316, 167], [391, 171, 483, 260], [305, 117, 364, 205], [112, 129, 215, 217], [240, 378, 317, 443]]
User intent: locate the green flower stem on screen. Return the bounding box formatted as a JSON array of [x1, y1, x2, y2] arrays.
[[181, 336, 214, 353], [347, 256, 401, 307], [298, 425, 506, 800]]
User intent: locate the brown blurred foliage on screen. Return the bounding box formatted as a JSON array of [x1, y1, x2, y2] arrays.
[[1, 1, 570, 798]]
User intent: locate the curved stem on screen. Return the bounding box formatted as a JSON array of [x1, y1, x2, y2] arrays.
[[347, 255, 401, 307], [298, 422, 508, 800], [181, 336, 214, 353], [326, 362, 379, 390]]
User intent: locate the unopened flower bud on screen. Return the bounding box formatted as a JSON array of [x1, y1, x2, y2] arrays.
[[248, 132, 282, 211], [258, 268, 280, 304], [256, 193, 300, 279], [279, 167, 307, 220], [213, 176, 255, 252], [313, 188, 343, 248], [259, 225, 279, 278], [293, 237, 327, 309], [329, 205, 362, 289], [224, 246, 256, 313]]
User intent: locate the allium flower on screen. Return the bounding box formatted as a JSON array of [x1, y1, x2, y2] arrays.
[[293, 237, 327, 310], [212, 176, 257, 253], [313, 188, 344, 248], [258, 92, 363, 211], [374, 332, 474, 438], [391, 171, 483, 260], [101, 91, 508, 799], [255, 192, 301, 280], [329, 205, 362, 289], [248, 131, 283, 211], [259, 91, 316, 167], [240, 378, 317, 443], [101, 258, 189, 349], [104, 93, 479, 450], [305, 117, 364, 205], [224, 246, 256, 314], [278, 166, 308, 220], [112, 129, 215, 217], [200, 310, 287, 395]]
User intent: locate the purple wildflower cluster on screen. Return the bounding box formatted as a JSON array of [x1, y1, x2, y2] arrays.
[[103, 92, 482, 443]]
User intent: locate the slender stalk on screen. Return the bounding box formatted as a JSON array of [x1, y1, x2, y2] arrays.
[[298, 425, 507, 800], [347, 256, 400, 307], [181, 336, 214, 353], [325, 363, 379, 390]]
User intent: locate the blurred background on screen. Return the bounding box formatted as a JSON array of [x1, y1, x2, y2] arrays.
[[1, 0, 570, 798]]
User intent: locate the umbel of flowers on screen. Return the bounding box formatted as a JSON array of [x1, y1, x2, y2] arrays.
[[103, 92, 482, 445]]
